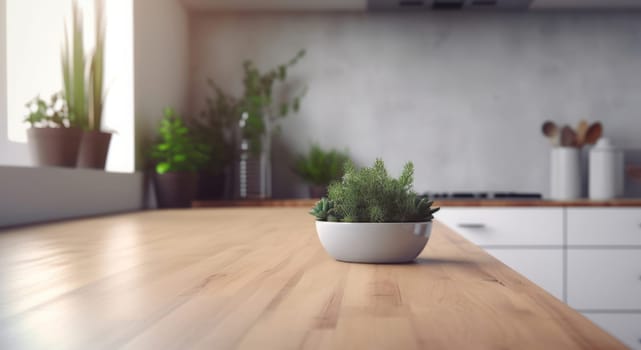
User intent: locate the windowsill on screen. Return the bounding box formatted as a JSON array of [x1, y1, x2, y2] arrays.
[[0, 166, 145, 227]]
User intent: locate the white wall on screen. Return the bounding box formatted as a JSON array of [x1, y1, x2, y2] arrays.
[[189, 12, 641, 197], [0, 0, 31, 166], [133, 0, 190, 171]]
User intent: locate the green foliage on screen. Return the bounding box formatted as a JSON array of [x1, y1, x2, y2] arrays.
[[24, 93, 69, 128], [310, 197, 336, 222], [192, 79, 240, 175], [88, 0, 106, 131], [61, 0, 87, 129], [294, 144, 350, 186], [150, 108, 211, 175], [310, 159, 440, 223], [239, 49, 306, 155]]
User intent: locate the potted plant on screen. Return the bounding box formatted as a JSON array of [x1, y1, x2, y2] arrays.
[[150, 107, 211, 208], [294, 144, 350, 198], [73, 0, 112, 169], [192, 79, 240, 199], [310, 159, 440, 263], [236, 49, 306, 198], [24, 93, 83, 167], [25, 1, 89, 168]]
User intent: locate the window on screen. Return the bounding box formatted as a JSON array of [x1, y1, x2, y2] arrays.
[[4, 0, 134, 172]]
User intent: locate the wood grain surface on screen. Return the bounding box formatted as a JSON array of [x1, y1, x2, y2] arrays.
[[0, 208, 626, 349]]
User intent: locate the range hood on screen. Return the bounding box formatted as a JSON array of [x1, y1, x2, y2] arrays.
[[368, 0, 533, 11], [367, 0, 641, 11], [180, 0, 641, 12]]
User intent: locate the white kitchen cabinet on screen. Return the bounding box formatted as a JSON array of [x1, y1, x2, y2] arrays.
[[566, 208, 641, 349], [567, 249, 641, 310], [436, 208, 564, 246], [437, 207, 564, 299], [485, 248, 564, 300], [583, 313, 641, 350], [567, 208, 641, 246], [439, 205, 641, 348]]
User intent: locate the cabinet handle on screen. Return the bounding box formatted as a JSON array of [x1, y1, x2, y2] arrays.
[[458, 223, 486, 229]]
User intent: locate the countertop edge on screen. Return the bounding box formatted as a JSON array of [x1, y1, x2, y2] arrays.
[[192, 198, 641, 208]]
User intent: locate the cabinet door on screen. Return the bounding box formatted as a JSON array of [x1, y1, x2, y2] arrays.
[[567, 249, 641, 310], [567, 208, 641, 246], [436, 208, 563, 246], [485, 248, 564, 301], [584, 313, 641, 350]]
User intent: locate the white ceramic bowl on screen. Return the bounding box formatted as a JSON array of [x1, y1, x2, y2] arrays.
[[315, 221, 432, 263]]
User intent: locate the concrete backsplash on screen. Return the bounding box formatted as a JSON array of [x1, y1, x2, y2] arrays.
[[188, 11, 641, 198]]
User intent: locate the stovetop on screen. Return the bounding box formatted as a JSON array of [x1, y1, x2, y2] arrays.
[[421, 192, 542, 200]]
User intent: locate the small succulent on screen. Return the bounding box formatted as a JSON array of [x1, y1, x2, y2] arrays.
[[309, 159, 439, 223], [310, 197, 336, 221]]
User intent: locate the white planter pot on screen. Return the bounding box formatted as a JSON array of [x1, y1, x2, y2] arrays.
[[315, 221, 432, 263]]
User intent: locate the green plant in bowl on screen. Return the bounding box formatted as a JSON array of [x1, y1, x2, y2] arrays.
[[310, 159, 440, 263], [310, 159, 439, 223]]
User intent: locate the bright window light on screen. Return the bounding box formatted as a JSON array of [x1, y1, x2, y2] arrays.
[[6, 0, 134, 173]]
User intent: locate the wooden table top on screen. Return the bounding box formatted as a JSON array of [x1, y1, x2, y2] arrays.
[[0, 208, 625, 349]]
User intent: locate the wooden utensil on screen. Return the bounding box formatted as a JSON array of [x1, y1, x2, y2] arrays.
[[542, 121, 559, 146], [560, 125, 578, 147], [584, 122, 603, 146], [576, 120, 588, 147]]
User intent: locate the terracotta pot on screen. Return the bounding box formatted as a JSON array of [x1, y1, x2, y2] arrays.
[[309, 185, 327, 198], [154, 172, 199, 208], [27, 127, 83, 167], [77, 130, 112, 169], [197, 171, 225, 200]]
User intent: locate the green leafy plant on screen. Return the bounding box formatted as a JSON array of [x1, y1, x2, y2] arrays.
[[24, 93, 69, 128], [150, 108, 211, 175], [61, 0, 87, 129], [87, 0, 106, 131], [294, 145, 350, 186], [193, 79, 241, 175], [239, 49, 306, 155], [310, 159, 439, 223]]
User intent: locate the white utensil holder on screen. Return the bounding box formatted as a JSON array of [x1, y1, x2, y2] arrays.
[[550, 147, 581, 200], [589, 138, 624, 200]]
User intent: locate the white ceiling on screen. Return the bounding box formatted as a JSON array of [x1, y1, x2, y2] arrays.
[[180, 0, 641, 11]]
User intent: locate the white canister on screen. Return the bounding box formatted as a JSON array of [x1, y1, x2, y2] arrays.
[[550, 147, 582, 200], [589, 138, 624, 200]]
